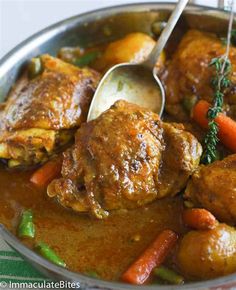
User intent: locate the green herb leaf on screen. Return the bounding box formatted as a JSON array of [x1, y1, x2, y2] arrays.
[[202, 54, 231, 165], [201, 4, 234, 166]]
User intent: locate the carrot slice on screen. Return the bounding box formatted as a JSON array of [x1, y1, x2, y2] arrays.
[[192, 100, 209, 129], [122, 230, 178, 285], [192, 100, 236, 152], [182, 208, 217, 230], [30, 157, 62, 187]]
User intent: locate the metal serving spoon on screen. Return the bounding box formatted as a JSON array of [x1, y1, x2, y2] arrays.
[[87, 0, 189, 121]]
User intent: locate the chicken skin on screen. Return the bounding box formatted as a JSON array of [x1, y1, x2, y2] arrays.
[[177, 224, 236, 280], [48, 100, 202, 218], [162, 29, 236, 121], [0, 54, 100, 167], [185, 154, 236, 225]]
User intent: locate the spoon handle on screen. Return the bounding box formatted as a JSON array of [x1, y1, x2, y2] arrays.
[[144, 0, 189, 69]]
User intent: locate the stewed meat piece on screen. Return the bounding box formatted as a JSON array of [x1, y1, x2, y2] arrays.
[[185, 154, 236, 224], [162, 29, 236, 121], [48, 101, 202, 218], [0, 54, 100, 167]]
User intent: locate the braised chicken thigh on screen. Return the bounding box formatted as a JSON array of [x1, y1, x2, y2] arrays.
[[185, 154, 236, 224], [0, 55, 100, 167], [48, 100, 202, 218], [162, 29, 236, 121], [2, 24, 236, 285]]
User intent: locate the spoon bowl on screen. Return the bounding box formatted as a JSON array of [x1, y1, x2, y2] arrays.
[[87, 63, 165, 121], [87, 0, 189, 121]]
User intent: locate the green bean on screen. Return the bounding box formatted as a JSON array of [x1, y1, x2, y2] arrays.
[[28, 57, 43, 79], [182, 95, 198, 113], [153, 266, 184, 285], [74, 51, 100, 67], [35, 242, 66, 268], [18, 210, 35, 238], [85, 270, 100, 279]]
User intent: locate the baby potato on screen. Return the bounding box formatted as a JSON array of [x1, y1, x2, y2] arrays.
[[177, 224, 236, 280], [94, 32, 165, 72]]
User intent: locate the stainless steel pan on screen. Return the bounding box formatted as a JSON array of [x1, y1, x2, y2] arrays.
[[0, 2, 236, 289]]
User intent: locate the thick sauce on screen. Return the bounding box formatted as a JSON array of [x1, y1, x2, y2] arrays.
[[0, 164, 185, 281]]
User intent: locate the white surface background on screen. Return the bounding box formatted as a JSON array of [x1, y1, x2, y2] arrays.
[[0, 0, 232, 58]]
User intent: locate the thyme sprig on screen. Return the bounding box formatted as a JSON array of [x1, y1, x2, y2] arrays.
[[201, 1, 234, 164]]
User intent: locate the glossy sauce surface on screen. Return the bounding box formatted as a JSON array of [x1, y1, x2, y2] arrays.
[[0, 164, 185, 281]]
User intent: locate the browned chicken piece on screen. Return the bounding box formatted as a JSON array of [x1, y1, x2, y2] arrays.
[[185, 154, 236, 225], [157, 122, 202, 198], [93, 32, 165, 72], [0, 54, 100, 167], [47, 100, 202, 218], [161, 29, 236, 121], [177, 223, 236, 280]]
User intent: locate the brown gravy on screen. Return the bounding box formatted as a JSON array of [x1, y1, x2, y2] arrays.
[[0, 165, 185, 281]]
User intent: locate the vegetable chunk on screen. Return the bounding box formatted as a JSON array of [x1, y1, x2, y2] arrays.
[[177, 224, 236, 280]]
